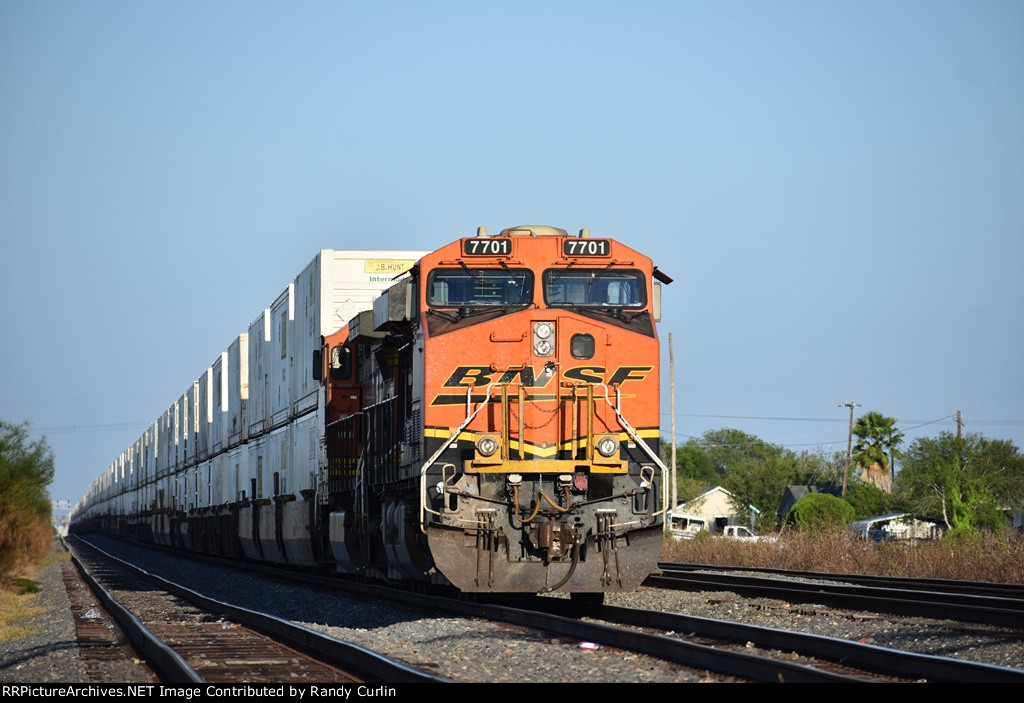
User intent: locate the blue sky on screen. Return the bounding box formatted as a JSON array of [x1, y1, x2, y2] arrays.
[[2, 1, 1021, 505]]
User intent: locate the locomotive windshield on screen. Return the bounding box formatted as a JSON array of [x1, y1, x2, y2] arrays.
[[427, 268, 533, 308], [543, 269, 646, 308]]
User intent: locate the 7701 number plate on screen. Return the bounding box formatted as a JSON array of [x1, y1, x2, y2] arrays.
[[462, 238, 512, 256], [563, 239, 611, 257]]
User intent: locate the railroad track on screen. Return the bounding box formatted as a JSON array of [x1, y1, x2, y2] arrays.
[[649, 562, 1024, 629], [60, 548, 161, 683], [71, 534, 1024, 683], [64, 537, 445, 684], [525, 595, 1024, 683], [658, 562, 1024, 598]]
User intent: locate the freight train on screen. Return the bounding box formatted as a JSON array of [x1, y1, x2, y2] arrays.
[[71, 225, 672, 597]]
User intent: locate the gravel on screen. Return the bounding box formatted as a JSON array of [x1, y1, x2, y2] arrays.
[[607, 587, 1024, 671], [3, 536, 1022, 683], [1, 556, 90, 683]]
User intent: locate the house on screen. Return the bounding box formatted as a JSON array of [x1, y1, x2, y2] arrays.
[[671, 486, 759, 534], [776, 485, 843, 528], [849, 513, 944, 541]]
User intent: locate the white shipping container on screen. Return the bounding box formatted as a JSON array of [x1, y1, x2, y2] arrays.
[[157, 408, 171, 476], [171, 401, 180, 472], [144, 426, 155, 485], [247, 309, 271, 437], [200, 458, 217, 509], [290, 250, 425, 417], [211, 352, 228, 455], [265, 424, 289, 496], [125, 449, 135, 491], [227, 334, 249, 449], [269, 285, 294, 429], [288, 412, 319, 495], [227, 446, 245, 503], [174, 392, 185, 470], [247, 435, 266, 500], [181, 382, 198, 468], [209, 454, 226, 506], [197, 367, 213, 461]]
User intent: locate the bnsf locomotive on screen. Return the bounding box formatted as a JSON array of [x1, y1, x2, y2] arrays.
[[72, 225, 672, 597]]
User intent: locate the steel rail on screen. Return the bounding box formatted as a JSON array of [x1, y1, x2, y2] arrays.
[[68, 536, 448, 684], [63, 536, 204, 683], [76, 536, 857, 682], [77, 535, 1022, 683], [527, 597, 1024, 683], [425, 594, 863, 682], [658, 562, 1024, 599], [647, 569, 1024, 629]]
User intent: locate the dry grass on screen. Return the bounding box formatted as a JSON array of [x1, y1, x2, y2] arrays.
[[0, 508, 52, 589], [0, 547, 67, 642], [660, 532, 1024, 584], [0, 588, 48, 642]]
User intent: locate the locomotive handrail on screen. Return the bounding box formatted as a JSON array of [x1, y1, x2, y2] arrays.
[[418, 382, 498, 534], [598, 383, 670, 521]]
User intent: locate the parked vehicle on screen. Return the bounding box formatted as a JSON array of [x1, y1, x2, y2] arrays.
[[669, 513, 707, 539], [720, 525, 775, 543]]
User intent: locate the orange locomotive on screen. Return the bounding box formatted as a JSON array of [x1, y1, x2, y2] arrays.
[[323, 225, 671, 596]]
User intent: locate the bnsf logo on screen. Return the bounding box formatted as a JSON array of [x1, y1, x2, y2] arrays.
[[431, 365, 653, 405], [441, 365, 652, 388]]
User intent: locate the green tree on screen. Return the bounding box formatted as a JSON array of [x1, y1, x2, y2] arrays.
[[668, 430, 847, 531], [0, 421, 55, 585], [786, 493, 856, 533], [693, 429, 803, 531], [676, 443, 719, 483], [663, 440, 720, 506], [852, 411, 904, 493], [895, 432, 1023, 537], [843, 480, 901, 519], [794, 447, 846, 486]]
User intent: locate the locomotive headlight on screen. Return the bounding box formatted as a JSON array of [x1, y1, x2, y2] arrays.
[[596, 435, 619, 457], [533, 321, 555, 357], [476, 435, 499, 457]]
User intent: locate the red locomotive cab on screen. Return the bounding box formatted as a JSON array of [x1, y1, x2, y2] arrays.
[[417, 225, 670, 594], [319, 328, 361, 424]]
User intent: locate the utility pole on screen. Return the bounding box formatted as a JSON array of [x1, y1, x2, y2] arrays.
[[957, 409, 963, 439], [669, 333, 677, 517], [838, 400, 861, 496]]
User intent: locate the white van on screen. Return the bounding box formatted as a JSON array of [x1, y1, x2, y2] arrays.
[[669, 513, 707, 539]]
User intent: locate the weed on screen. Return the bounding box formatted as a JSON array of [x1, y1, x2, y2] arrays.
[[0, 588, 48, 643], [14, 578, 42, 595], [660, 532, 1024, 583]]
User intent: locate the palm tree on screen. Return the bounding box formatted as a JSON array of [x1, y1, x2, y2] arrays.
[[852, 411, 904, 493]]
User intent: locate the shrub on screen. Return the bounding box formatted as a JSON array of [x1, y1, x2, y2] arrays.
[[786, 493, 856, 533], [0, 421, 54, 588]]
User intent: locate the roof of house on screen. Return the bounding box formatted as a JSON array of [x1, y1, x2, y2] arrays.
[[777, 485, 843, 517], [849, 513, 942, 531]]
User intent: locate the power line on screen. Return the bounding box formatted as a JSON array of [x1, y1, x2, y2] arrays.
[[26, 421, 151, 435], [899, 415, 957, 432], [661, 412, 1023, 426], [667, 413, 840, 422], [668, 412, 967, 451]]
